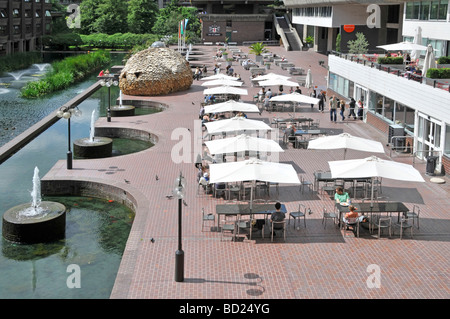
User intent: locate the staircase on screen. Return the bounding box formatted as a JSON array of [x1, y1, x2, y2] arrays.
[[275, 15, 302, 51]]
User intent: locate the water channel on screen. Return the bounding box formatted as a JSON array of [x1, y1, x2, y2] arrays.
[[0, 53, 153, 298]]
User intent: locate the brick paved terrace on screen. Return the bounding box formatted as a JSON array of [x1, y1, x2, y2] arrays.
[[42, 45, 450, 300]]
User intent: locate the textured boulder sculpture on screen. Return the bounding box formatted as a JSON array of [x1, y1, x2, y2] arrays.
[[119, 47, 193, 96]]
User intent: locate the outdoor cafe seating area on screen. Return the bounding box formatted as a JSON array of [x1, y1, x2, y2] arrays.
[[197, 60, 423, 243]]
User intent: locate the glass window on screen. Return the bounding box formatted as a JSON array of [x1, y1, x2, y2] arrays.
[[413, 2, 421, 19], [36, 10, 41, 18], [438, 0, 448, 19], [421, 1, 430, 20], [45, 10, 51, 17], [369, 91, 383, 114], [0, 25, 6, 35], [406, 2, 414, 19], [444, 124, 450, 156], [405, 106, 415, 134], [430, 0, 440, 19], [0, 9, 7, 18], [13, 9, 20, 18], [384, 97, 395, 122]]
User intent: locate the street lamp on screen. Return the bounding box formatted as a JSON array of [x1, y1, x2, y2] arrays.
[[56, 106, 82, 169], [99, 75, 118, 122], [173, 171, 186, 282]]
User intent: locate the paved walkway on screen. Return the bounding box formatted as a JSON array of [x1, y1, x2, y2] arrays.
[[43, 45, 450, 299]]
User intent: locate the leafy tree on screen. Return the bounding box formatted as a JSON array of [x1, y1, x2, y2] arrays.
[[79, 0, 100, 35], [93, 0, 128, 35], [152, 0, 201, 41], [127, 0, 159, 34], [347, 32, 369, 54]]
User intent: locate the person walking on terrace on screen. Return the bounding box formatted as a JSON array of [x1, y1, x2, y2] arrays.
[[329, 95, 338, 123], [318, 91, 326, 113], [348, 98, 357, 120]]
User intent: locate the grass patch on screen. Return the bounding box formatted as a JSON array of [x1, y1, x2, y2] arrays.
[[20, 51, 111, 98]]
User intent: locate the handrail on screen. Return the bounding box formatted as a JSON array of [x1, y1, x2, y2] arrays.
[[284, 13, 303, 50], [273, 14, 290, 51]]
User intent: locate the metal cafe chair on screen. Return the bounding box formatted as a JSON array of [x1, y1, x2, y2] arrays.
[[322, 207, 337, 229], [289, 203, 307, 229], [202, 208, 215, 232]]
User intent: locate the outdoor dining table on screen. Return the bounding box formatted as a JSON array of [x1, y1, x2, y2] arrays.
[[313, 171, 369, 194], [272, 117, 314, 128], [215, 203, 288, 230], [335, 201, 409, 233], [283, 129, 327, 147]]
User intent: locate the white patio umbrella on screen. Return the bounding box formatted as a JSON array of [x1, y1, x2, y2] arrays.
[[204, 117, 272, 134], [422, 44, 437, 78], [201, 79, 243, 87], [201, 74, 239, 81], [270, 92, 320, 116], [209, 158, 300, 210], [205, 134, 284, 155], [204, 100, 260, 114], [252, 73, 291, 82], [328, 155, 425, 206], [411, 26, 422, 61], [203, 86, 248, 96], [258, 77, 299, 87], [377, 41, 428, 52], [307, 133, 385, 159], [305, 69, 313, 89]]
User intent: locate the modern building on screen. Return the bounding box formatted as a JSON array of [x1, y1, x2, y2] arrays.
[[185, 0, 280, 45], [284, 0, 450, 174], [0, 0, 53, 56]]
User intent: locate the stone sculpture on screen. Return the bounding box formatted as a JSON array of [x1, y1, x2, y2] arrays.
[[119, 47, 193, 96]]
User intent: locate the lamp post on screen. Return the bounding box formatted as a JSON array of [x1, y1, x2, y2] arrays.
[[56, 106, 82, 169], [99, 75, 118, 122], [173, 171, 185, 282]]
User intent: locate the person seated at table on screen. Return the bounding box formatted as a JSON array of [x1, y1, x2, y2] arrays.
[[334, 186, 350, 204], [343, 205, 364, 229], [270, 202, 285, 236], [285, 125, 297, 147]]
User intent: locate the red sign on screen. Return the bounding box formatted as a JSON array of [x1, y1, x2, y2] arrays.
[[343, 25, 355, 33]]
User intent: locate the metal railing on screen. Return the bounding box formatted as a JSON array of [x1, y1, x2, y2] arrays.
[[330, 51, 450, 93]]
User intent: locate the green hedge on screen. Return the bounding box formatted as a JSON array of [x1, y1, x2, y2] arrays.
[[20, 51, 111, 98], [437, 56, 450, 64], [0, 51, 42, 73], [43, 32, 160, 50], [426, 68, 450, 79], [377, 56, 404, 64]]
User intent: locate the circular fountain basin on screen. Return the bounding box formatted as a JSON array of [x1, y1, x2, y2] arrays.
[[2, 201, 66, 244], [111, 105, 135, 117], [74, 137, 113, 158]]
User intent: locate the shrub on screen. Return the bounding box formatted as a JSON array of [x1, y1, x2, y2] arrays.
[[437, 56, 450, 64], [377, 56, 404, 64], [426, 68, 450, 79], [21, 51, 111, 98]]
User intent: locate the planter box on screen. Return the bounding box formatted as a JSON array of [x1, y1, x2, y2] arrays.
[[437, 64, 450, 69]]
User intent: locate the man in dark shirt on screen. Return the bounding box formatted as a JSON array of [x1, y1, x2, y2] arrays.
[[271, 202, 285, 236]]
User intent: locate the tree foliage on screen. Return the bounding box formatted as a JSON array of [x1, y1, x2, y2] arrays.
[[152, 0, 201, 43], [347, 32, 369, 54], [127, 0, 159, 34]]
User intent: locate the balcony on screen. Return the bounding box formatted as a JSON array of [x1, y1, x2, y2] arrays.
[[328, 53, 450, 126], [329, 51, 450, 93], [200, 13, 272, 22]]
